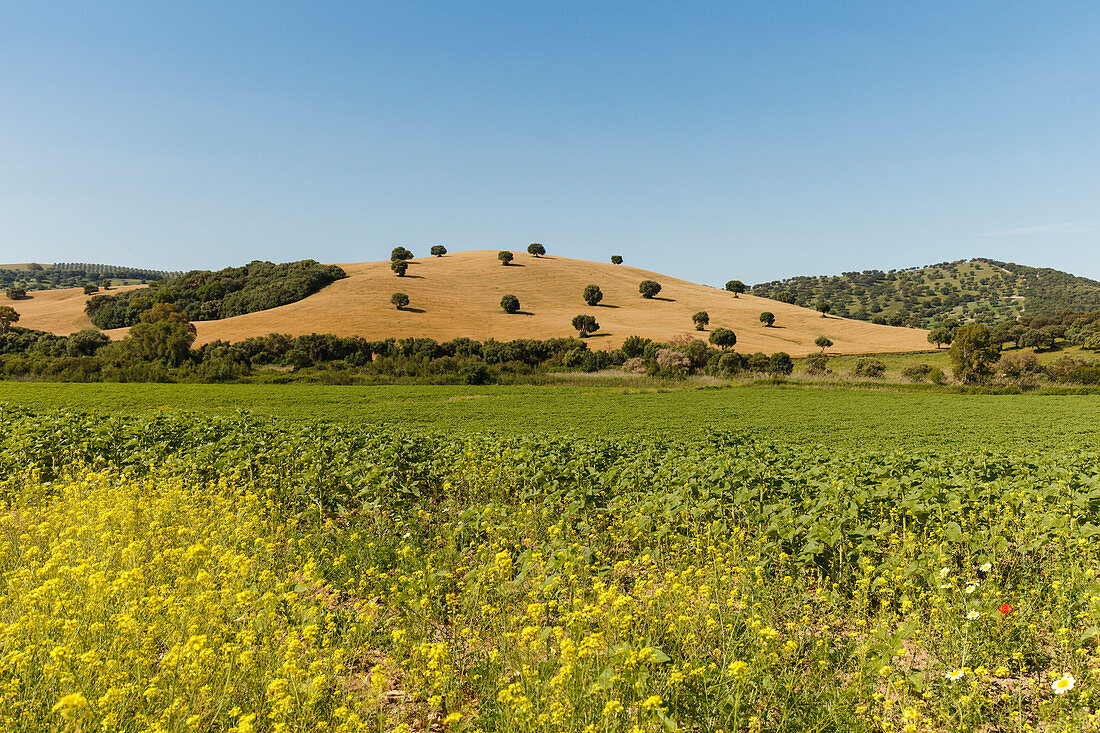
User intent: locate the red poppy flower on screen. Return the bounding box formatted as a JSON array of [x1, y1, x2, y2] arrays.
[[999, 603, 1013, 615]]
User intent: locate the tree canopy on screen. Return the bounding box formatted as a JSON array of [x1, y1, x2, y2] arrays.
[[84, 260, 347, 329], [709, 327, 736, 349], [571, 314, 599, 337]]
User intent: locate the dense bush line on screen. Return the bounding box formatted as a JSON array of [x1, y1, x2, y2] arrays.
[[84, 259, 346, 328], [0, 323, 796, 384]]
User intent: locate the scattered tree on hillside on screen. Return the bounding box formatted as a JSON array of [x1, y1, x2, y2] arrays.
[[430, 245, 447, 257], [391, 246, 413, 261], [527, 243, 546, 257], [0, 305, 18, 332], [815, 335, 833, 353], [709, 327, 736, 349], [83, 284, 99, 295], [611, 255, 623, 265], [816, 301, 831, 318], [571, 314, 600, 337], [928, 327, 953, 349], [775, 290, 796, 304], [725, 280, 746, 297], [693, 311, 709, 330], [391, 260, 408, 277], [500, 294, 520, 314], [498, 251, 514, 266], [950, 323, 1000, 383], [6, 286, 27, 300], [391, 292, 410, 310], [759, 311, 775, 327], [101, 280, 112, 290], [583, 285, 603, 306], [639, 280, 662, 299]]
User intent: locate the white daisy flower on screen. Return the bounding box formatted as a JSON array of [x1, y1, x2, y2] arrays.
[[965, 583, 978, 594], [966, 611, 980, 620], [979, 562, 992, 572], [939, 567, 950, 579], [945, 669, 964, 681], [1052, 674, 1075, 694]]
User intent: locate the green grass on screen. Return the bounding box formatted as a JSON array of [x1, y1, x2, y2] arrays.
[[2, 381, 1099, 450]]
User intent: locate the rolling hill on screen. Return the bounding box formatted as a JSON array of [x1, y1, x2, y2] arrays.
[[12, 250, 932, 356], [751, 258, 1100, 328]]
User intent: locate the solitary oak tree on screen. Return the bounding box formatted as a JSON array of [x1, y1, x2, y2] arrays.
[[725, 280, 746, 297], [391, 292, 410, 310], [571, 314, 600, 337], [759, 311, 775, 327], [583, 285, 603, 306], [709, 327, 737, 349], [693, 311, 710, 331], [527, 243, 546, 257], [815, 335, 833, 353], [498, 251, 514, 266], [430, 245, 447, 257], [611, 255, 623, 265], [391, 260, 408, 277], [500, 294, 520, 314], [639, 280, 662, 299]]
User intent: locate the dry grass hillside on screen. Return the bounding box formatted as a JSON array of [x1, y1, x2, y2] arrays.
[[6, 285, 146, 336], [14, 251, 932, 355]]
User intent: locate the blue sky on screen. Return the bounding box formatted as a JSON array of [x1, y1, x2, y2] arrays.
[[2, 2, 1099, 285]]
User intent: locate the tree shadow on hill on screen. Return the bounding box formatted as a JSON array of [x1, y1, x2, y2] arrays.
[[650, 296, 676, 302], [585, 333, 612, 339], [397, 274, 426, 279], [515, 311, 535, 316], [502, 263, 526, 268], [596, 303, 620, 308], [398, 307, 426, 313]]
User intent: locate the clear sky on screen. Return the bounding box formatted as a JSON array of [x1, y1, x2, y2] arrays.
[[2, 1, 1099, 285]]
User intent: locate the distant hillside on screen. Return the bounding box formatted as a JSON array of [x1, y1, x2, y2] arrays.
[[0, 262, 182, 291], [13, 250, 933, 355], [750, 258, 1100, 328]]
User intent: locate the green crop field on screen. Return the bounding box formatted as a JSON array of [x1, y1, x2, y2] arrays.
[[2, 406, 1100, 731], [1, 380, 1100, 450]]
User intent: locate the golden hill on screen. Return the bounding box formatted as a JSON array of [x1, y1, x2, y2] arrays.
[[14, 250, 932, 355], [6, 285, 146, 336]]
